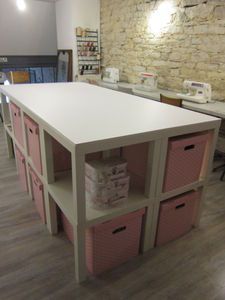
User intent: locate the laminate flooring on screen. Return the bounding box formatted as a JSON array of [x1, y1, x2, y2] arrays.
[[1, 123, 225, 300]]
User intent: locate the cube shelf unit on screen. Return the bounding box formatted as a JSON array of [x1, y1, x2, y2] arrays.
[[76, 29, 100, 76], [0, 82, 220, 283]]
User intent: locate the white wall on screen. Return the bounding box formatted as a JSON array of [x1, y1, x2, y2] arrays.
[[0, 0, 57, 55], [55, 0, 74, 50], [73, 0, 100, 30], [56, 0, 100, 80]]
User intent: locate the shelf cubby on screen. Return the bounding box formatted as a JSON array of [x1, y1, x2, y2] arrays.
[[86, 189, 148, 227], [48, 169, 148, 227], [48, 170, 74, 224]]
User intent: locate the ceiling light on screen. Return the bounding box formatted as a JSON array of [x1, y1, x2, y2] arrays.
[[17, 0, 27, 11], [148, 1, 174, 37]]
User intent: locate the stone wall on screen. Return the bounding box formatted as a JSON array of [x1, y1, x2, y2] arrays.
[[100, 0, 225, 100]]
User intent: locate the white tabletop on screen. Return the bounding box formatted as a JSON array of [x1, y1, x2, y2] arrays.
[[0, 82, 219, 145]]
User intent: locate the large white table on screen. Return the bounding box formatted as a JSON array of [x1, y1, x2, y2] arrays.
[[0, 82, 221, 282]]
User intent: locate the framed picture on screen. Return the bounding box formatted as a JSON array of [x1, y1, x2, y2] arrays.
[[57, 50, 73, 82]]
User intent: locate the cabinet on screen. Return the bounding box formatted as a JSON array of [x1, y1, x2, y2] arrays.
[[0, 82, 220, 283]]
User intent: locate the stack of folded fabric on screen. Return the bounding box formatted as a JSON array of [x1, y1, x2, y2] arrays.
[[85, 157, 130, 209]]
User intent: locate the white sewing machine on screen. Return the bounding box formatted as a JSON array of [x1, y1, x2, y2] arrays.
[[177, 80, 212, 104], [134, 72, 158, 93], [103, 68, 119, 84]]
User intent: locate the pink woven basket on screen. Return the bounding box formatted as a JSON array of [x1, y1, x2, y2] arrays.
[[10, 102, 24, 146], [61, 209, 145, 275], [163, 132, 209, 192], [15, 146, 28, 192], [24, 115, 42, 174], [156, 191, 200, 246], [29, 167, 46, 223]]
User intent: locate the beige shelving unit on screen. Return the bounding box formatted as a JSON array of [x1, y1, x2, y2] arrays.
[[0, 82, 220, 283]]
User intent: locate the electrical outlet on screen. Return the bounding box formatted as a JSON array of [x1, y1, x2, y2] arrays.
[[0, 57, 8, 63]]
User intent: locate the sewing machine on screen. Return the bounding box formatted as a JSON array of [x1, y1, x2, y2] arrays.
[[103, 68, 119, 84], [177, 80, 212, 104], [133, 72, 158, 93]]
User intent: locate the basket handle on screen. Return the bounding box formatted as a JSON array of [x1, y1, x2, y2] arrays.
[[112, 226, 126, 234], [34, 179, 43, 191], [175, 203, 185, 210], [184, 144, 195, 151]]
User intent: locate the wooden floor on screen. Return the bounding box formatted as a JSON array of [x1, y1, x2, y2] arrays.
[[1, 123, 225, 300]]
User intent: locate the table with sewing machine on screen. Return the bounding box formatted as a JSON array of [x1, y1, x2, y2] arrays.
[[132, 87, 225, 118], [97, 79, 225, 119], [99, 69, 225, 117]]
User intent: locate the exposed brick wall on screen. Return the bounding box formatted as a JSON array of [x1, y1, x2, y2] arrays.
[[101, 0, 225, 100]]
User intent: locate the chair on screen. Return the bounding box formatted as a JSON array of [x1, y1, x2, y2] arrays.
[[160, 94, 182, 107], [7, 71, 30, 84]]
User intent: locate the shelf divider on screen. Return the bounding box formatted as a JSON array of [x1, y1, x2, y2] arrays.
[[40, 126, 58, 234], [71, 150, 87, 283]]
